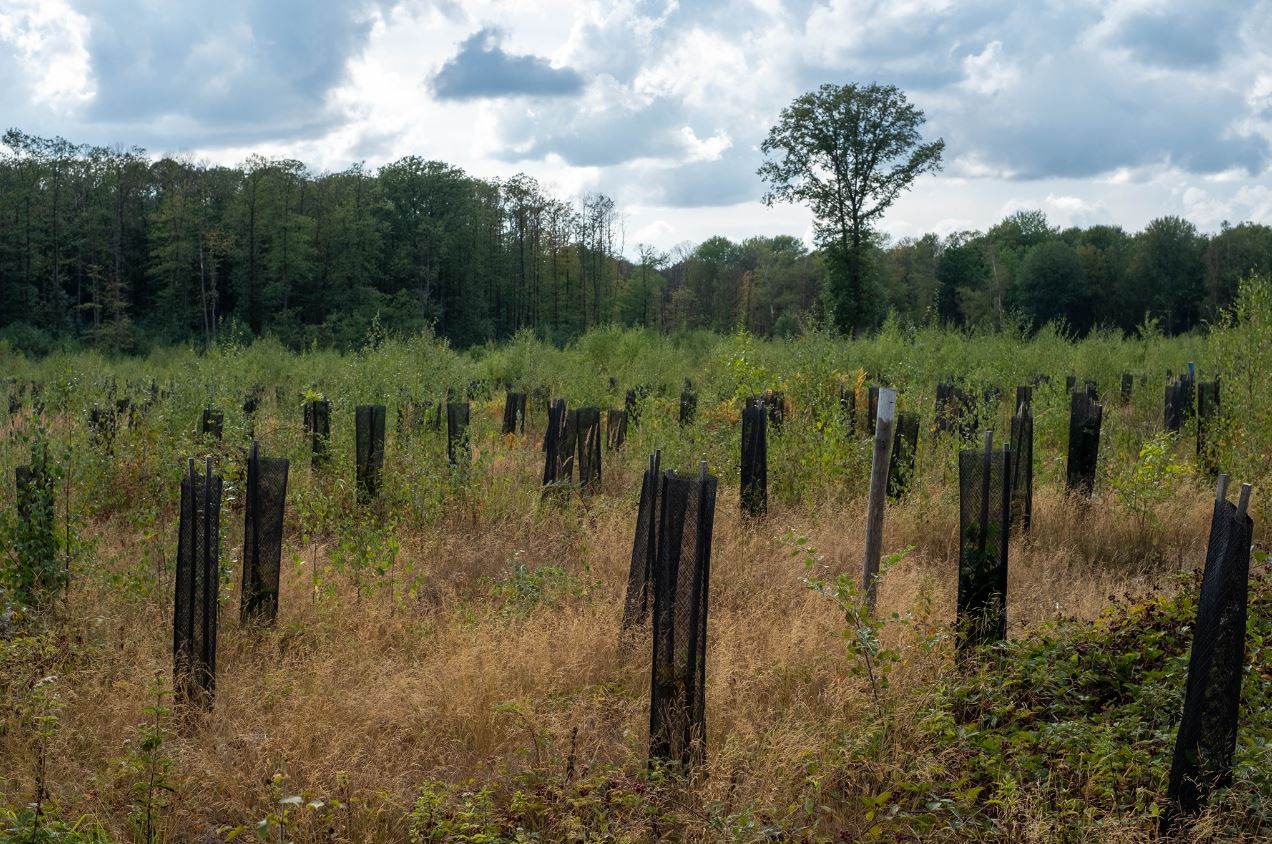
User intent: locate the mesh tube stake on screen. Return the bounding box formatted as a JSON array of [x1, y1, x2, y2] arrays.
[[447, 402, 471, 466], [575, 407, 602, 492], [355, 405, 386, 503], [1009, 401, 1034, 532], [956, 436, 1011, 655], [1163, 486, 1253, 829], [606, 409, 628, 450], [241, 442, 289, 625], [1065, 391, 1103, 497], [305, 399, 331, 467], [840, 385, 856, 436], [502, 392, 527, 435], [542, 399, 569, 489], [887, 412, 919, 500], [622, 451, 661, 633], [174, 457, 222, 709], [741, 398, 768, 517], [649, 464, 717, 768], [200, 408, 224, 441]]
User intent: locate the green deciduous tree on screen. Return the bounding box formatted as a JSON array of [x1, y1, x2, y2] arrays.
[[1018, 239, 1090, 331], [758, 83, 944, 334]]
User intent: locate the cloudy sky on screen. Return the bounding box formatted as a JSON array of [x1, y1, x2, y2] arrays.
[[3, 0, 1271, 255]]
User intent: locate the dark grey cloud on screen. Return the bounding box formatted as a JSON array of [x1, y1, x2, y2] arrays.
[[649, 145, 762, 208], [778, 1, 1270, 182], [67, 0, 382, 147], [432, 27, 584, 100], [924, 2, 1271, 180], [498, 95, 694, 166], [1111, 3, 1245, 69]]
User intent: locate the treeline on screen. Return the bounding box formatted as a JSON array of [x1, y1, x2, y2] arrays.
[[874, 211, 1272, 334], [2, 130, 1270, 353], [0, 130, 628, 352]]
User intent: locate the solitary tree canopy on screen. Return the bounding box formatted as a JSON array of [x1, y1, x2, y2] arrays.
[[758, 83, 944, 333]]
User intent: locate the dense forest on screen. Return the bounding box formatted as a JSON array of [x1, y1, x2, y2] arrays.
[[1, 129, 1270, 354]]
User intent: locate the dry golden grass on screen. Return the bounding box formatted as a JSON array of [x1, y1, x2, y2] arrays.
[[0, 440, 1232, 843]]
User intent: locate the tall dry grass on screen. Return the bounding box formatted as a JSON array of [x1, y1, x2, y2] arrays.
[[0, 462, 1223, 842]]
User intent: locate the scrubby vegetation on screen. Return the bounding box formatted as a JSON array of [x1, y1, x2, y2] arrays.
[[2, 280, 1271, 842]]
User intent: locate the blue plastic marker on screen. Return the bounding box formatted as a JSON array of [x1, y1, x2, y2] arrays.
[[1187, 361, 1195, 380]]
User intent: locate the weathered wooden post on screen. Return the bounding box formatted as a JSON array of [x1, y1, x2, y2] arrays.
[[862, 387, 896, 610]]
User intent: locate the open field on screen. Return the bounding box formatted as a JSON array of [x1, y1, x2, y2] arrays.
[[2, 304, 1271, 842]]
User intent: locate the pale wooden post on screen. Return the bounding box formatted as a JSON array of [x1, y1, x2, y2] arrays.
[[862, 387, 897, 610]]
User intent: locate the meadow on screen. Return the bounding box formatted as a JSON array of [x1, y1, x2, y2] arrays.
[[2, 283, 1271, 842]]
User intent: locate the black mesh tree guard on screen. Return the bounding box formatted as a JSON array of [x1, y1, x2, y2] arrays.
[[1181, 370, 1196, 421], [956, 443, 1011, 654], [447, 402, 471, 466], [240, 442, 289, 625], [1014, 385, 1032, 415], [1083, 380, 1099, 402], [741, 398, 768, 517], [887, 412, 919, 499], [649, 465, 717, 768], [1065, 374, 1077, 393], [936, 382, 976, 438], [502, 391, 527, 435], [1121, 372, 1134, 404], [1066, 391, 1103, 497], [606, 409, 628, 450], [764, 390, 786, 433], [89, 405, 116, 452], [840, 385, 857, 436], [867, 386, 879, 431], [243, 387, 262, 417], [1165, 377, 1186, 432], [621, 451, 662, 633], [679, 384, 697, 426], [14, 438, 62, 602], [935, 382, 955, 433], [200, 408, 224, 441], [562, 406, 579, 480], [243, 388, 262, 439], [542, 399, 570, 488], [355, 405, 386, 503], [1163, 492, 1253, 829], [174, 458, 222, 709], [431, 390, 449, 432], [1196, 380, 1220, 473], [625, 389, 640, 425], [575, 406, 602, 492], [1009, 403, 1034, 532], [304, 399, 331, 467]]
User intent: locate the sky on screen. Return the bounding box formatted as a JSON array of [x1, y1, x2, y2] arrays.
[[2, 0, 1271, 257]]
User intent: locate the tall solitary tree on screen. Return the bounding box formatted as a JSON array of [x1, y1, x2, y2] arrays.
[[758, 83, 944, 333]]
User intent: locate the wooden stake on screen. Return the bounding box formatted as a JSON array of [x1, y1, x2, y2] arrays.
[[862, 387, 897, 610], [1237, 483, 1252, 520], [1215, 474, 1230, 504]]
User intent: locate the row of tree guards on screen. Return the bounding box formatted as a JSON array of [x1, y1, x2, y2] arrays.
[[162, 365, 1218, 521], [847, 381, 1253, 828], [12, 365, 1242, 822]]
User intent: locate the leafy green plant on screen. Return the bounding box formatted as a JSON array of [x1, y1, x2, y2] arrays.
[[125, 675, 173, 844], [1112, 433, 1187, 529], [328, 515, 400, 603], [490, 558, 595, 618], [793, 530, 914, 710], [3, 431, 66, 608]]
